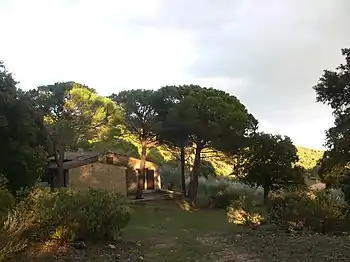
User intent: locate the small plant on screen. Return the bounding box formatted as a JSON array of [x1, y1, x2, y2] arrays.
[[227, 196, 266, 226]]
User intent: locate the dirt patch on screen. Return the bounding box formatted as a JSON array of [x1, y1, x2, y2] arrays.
[[9, 240, 145, 262], [197, 234, 259, 262], [223, 228, 350, 261], [153, 238, 176, 250], [215, 248, 261, 262], [196, 235, 223, 246], [149, 236, 177, 250]]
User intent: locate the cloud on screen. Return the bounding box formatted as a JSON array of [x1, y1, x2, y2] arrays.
[[135, 0, 350, 147], [0, 0, 195, 93], [0, 0, 349, 148]]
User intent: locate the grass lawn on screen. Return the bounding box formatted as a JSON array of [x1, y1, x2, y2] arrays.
[[124, 199, 350, 262], [11, 198, 350, 261], [125, 199, 232, 261]]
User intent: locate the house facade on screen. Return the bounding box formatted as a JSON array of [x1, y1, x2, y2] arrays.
[[46, 151, 161, 195]]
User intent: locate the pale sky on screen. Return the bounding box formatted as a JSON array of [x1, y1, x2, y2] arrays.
[[1, 0, 349, 150]]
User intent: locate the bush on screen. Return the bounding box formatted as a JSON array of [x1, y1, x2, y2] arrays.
[[227, 196, 266, 226], [268, 189, 346, 232], [198, 178, 263, 209], [0, 186, 130, 260], [208, 188, 240, 209], [72, 189, 131, 240], [0, 189, 14, 222], [340, 170, 350, 203], [159, 165, 182, 190]]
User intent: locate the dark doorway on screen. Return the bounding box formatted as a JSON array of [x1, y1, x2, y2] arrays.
[[145, 169, 155, 190]]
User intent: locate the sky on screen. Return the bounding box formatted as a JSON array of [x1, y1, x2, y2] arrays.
[[0, 0, 349, 150]]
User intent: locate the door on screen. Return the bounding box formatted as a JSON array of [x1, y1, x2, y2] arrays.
[[145, 169, 155, 190]]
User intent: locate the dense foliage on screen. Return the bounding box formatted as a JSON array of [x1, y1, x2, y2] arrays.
[[0, 62, 48, 192], [27, 82, 121, 186], [314, 48, 350, 188], [226, 188, 349, 233], [0, 186, 130, 260], [232, 133, 305, 201], [160, 86, 257, 201]]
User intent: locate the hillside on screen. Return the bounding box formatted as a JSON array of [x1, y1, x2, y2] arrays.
[[92, 137, 324, 177], [296, 146, 324, 170], [157, 146, 324, 176]]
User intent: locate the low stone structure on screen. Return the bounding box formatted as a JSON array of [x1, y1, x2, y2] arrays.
[[46, 151, 161, 195]]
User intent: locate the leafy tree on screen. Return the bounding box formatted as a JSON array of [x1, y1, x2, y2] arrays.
[[152, 85, 192, 195], [232, 133, 304, 201], [317, 152, 346, 188], [96, 138, 141, 158], [161, 85, 257, 202], [110, 89, 158, 199], [313, 48, 350, 188], [64, 85, 122, 148], [146, 147, 166, 165], [28, 82, 120, 185], [0, 61, 48, 191]]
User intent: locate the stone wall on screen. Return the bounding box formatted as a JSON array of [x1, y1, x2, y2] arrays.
[[103, 152, 162, 193], [69, 162, 127, 195]]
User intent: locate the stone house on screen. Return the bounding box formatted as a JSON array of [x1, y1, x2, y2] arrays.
[[45, 151, 161, 195]]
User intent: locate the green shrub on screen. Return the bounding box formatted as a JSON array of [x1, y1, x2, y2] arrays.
[[209, 188, 240, 209], [0, 189, 14, 222], [71, 188, 131, 240], [340, 170, 350, 203], [199, 178, 263, 209], [227, 196, 266, 226], [0, 186, 130, 260], [268, 189, 346, 232], [33, 187, 130, 241], [160, 166, 183, 190]]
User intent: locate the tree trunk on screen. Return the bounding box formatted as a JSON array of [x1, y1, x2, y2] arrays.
[[136, 143, 147, 199], [180, 145, 186, 196], [263, 187, 270, 203], [188, 143, 202, 204], [55, 145, 65, 188]]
